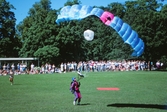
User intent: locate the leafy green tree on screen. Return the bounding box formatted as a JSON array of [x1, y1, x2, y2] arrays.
[[0, 0, 20, 57], [64, 0, 81, 6], [158, 4, 167, 63], [34, 45, 59, 63], [17, 0, 59, 64], [106, 2, 125, 18]]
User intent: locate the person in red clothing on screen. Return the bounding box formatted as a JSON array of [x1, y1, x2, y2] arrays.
[[9, 70, 14, 85], [70, 77, 82, 105]]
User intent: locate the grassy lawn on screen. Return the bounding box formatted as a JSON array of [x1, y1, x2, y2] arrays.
[[0, 71, 167, 112]]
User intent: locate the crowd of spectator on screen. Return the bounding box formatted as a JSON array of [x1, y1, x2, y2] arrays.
[[0, 59, 164, 76], [59, 60, 156, 73]]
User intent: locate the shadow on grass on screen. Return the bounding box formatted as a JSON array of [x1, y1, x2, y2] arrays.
[[13, 84, 22, 85], [78, 103, 91, 106], [107, 103, 167, 110]]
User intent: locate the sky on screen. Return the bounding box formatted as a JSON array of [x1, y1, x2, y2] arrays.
[[6, 0, 167, 25]]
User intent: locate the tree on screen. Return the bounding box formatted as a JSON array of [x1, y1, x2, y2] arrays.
[[64, 0, 81, 6], [0, 0, 20, 57], [17, 0, 59, 64], [107, 2, 125, 18]]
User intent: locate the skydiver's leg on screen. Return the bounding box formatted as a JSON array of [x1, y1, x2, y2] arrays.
[[73, 91, 78, 105], [77, 92, 82, 105]]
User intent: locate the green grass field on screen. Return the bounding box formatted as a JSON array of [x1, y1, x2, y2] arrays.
[[0, 71, 167, 112]]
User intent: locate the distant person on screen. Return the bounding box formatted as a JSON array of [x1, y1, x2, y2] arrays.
[[11, 63, 15, 71], [9, 70, 14, 85], [70, 77, 82, 105], [30, 63, 34, 72]]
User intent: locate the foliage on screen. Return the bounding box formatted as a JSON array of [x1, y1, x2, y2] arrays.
[[17, 0, 59, 64], [0, 0, 20, 57], [64, 0, 81, 6], [34, 45, 59, 63]]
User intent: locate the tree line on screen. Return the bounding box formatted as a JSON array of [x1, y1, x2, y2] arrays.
[[0, 0, 167, 66]]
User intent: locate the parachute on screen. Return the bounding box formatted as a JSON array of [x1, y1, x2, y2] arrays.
[[56, 4, 144, 57]]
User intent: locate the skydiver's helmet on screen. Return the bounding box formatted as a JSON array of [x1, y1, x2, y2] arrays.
[[72, 77, 76, 81]]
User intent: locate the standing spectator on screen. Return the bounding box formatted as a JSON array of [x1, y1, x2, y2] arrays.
[[20, 63, 23, 73], [73, 62, 77, 71], [7, 63, 10, 73], [64, 63, 67, 73], [77, 62, 82, 72], [48, 64, 52, 73], [156, 61, 161, 69], [17, 63, 20, 71], [40, 65, 45, 74], [67, 62, 70, 72], [45, 63, 48, 73], [60, 63, 64, 73], [30, 63, 34, 72], [71, 62, 74, 71], [3, 64, 6, 70], [52, 64, 55, 73], [11, 63, 15, 71]]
